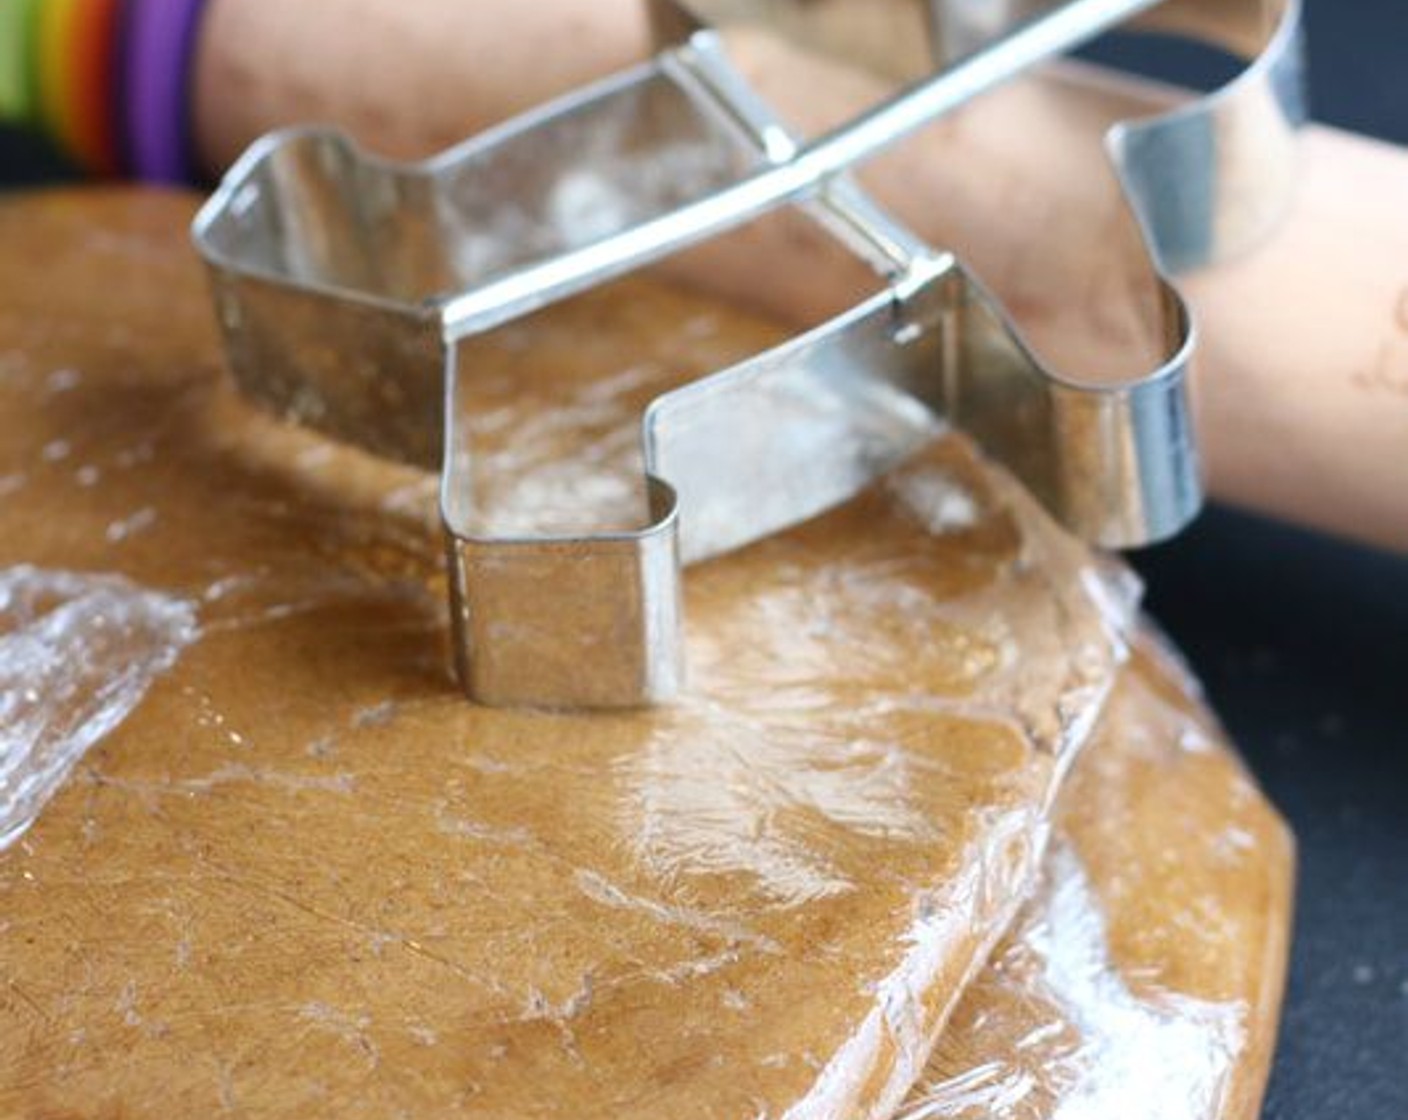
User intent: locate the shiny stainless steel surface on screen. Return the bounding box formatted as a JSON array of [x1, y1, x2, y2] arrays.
[[192, 0, 1304, 708]]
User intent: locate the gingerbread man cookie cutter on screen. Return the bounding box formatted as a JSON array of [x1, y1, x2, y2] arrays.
[[193, 0, 1304, 707]]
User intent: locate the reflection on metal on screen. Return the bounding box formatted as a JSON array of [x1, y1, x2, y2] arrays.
[[193, 0, 1304, 708]]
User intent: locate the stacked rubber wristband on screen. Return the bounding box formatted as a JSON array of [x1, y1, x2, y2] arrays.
[[1, 0, 209, 181]]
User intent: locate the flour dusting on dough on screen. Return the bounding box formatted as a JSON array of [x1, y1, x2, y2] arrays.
[[0, 566, 197, 848]]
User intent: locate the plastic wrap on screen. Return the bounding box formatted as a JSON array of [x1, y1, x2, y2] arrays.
[[0, 191, 1288, 1119], [0, 566, 197, 848], [902, 641, 1293, 1120], [0, 190, 1141, 1118]]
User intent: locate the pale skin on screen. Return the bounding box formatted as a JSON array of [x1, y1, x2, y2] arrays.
[[191, 0, 1408, 551]]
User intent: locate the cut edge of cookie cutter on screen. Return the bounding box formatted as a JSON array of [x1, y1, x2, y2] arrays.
[[193, 0, 1305, 709]]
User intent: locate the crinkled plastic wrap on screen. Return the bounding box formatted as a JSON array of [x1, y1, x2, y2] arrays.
[[0, 566, 197, 848], [902, 639, 1293, 1120], [0, 192, 1288, 1119]]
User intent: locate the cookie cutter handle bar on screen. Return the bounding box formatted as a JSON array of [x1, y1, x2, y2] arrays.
[[438, 0, 1165, 338]]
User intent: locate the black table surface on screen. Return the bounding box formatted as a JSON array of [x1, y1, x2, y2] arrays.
[[2, 1, 1405, 1114]]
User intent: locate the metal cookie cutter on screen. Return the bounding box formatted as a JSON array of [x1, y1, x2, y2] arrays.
[[193, 0, 1304, 709]]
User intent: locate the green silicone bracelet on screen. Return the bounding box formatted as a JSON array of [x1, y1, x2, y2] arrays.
[[0, 0, 44, 124]]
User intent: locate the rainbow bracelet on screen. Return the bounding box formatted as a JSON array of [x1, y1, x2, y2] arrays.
[[7, 0, 210, 181]]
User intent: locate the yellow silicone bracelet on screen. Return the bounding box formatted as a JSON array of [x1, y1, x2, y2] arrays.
[[38, 0, 85, 158]]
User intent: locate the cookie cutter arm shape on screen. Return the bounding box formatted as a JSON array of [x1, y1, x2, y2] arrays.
[[193, 0, 1305, 708]]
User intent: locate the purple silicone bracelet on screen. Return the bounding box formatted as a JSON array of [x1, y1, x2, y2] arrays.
[[123, 0, 207, 183]]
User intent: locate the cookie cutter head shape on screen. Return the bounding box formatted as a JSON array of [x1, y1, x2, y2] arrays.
[[192, 0, 1305, 709]]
